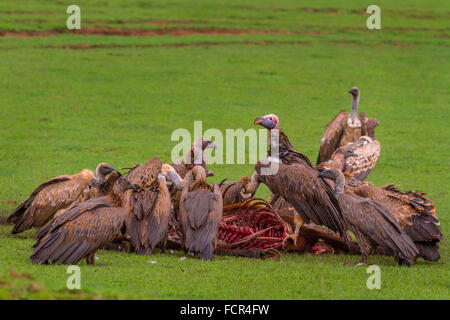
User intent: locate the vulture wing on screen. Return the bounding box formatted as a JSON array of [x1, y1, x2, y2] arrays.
[[35, 196, 110, 246], [341, 194, 418, 261], [31, 206, 126, 265], [341, 136, 380, 181], [317, 110, 348, 164], [256, 161, 347, 237], [9, 170, 94, 234]]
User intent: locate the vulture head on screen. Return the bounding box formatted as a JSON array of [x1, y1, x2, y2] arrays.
[[348, 86, 360, 97], [95, 162, 117, 181], [183, 138, 216, 176], [112, 176, 136, 202], [334, 148, 357, 159], [366, 118, 379, 139], [254, 114, 279, 130], [318, 169, 345, 196]]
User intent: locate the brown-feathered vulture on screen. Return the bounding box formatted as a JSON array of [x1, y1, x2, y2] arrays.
[[253, 114, 349, 243], [337, 118, 380, 181], [7, 163, 116, 234], [318, 169, 419, 266], [30, 175, 135, 265], [220, 173, 260, 206], [171, 138, 216, 178], [179, 166, 223, 260], [316, 87, 368, 164], [124, 157, 172, 255], [347, 180, 442, 261]]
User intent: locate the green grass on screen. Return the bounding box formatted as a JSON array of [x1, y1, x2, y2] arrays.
[[0, 0, 449, 299]]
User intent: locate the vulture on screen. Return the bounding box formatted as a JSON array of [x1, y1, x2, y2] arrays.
[[124, 157, 172, 255], [337, 118, 380, 181], [178, 166, 223, 260], [7, 163, 116, 234], [347, 180, 442, 261], [316, 148, 357, 172], [318, 169, 419, 266], [316, 87, 367, 164], [171, 138, 216, 178], [253, 114, 349, 243], [30, 175, 135, 265], [220, 173, 260, 206]]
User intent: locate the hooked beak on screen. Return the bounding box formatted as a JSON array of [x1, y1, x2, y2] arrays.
[[254, 117, 264, 125], [206, 142, 217, 150], [254, 117, 276, 129], [205, 169, 214, 177]]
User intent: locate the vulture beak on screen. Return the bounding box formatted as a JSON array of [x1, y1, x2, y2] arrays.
[[205, 169, 214, 177], [254, 116, 276, 129], [206, 142, 217, 149]]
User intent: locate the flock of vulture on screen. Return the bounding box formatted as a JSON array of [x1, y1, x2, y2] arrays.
[[7, 87, 442, 266]]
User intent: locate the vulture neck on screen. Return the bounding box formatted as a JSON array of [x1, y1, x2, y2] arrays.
[[350, 94, 359, 120], [95, 169, 106, 182], [333, 171, 346, 198], [331, 153, 346, 171], [367, 126, 376, 140], [167, 170, 184, 190], [247, 172, 260, 193]]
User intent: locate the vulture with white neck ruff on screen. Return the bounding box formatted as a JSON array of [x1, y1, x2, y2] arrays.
[[8, 162, 117, 234], [253, 114, 349, 245], [318, 168, 419, 266], [317, 87, 368, 164]]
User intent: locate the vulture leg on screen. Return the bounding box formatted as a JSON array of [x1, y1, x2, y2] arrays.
[[86, 251, 96, 265]]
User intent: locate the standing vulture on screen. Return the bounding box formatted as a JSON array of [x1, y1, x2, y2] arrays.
[[337, 118, 380, 181], [347, 180, 442, 261], [220, 173, 260, 206], [30, 175, 135, 265], [124, 157, 172, 255], [7, 163, 116, 234], [318, 169, 419, 266], [317, 87, 367, 164], [179, 166, 223, 260], [253, 114, 349, 243]]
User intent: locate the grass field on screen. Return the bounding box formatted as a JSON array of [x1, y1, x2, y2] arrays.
[[0, 0, 449, 299]]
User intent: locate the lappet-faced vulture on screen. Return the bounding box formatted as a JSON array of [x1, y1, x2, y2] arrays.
[[318, 169, 419, 266], [220, 173, 260, 206], [124, 157, 172, 255], [178, 166, 223, 260], [30, 175, 135, 265], [347, 180, 442, 261], [7, 163, 116, 234], [253, 114, 349, 243], [316, 87, 368, 164]]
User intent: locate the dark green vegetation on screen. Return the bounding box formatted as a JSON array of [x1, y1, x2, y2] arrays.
[[0, 0, 448, 299]]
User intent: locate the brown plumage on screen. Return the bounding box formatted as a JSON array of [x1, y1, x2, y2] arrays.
[[124, 157, 172, 255], [338, 118, 380, 181], [30, 176, 135, 265], [8, 163, 116, 234], [179, 166, 223, 260], [347, 180, 442, 261], [220, 173, 260, 206], [316, 87, 367, 164], [319, 169, 419, 266], [253, 114, 348, 241]]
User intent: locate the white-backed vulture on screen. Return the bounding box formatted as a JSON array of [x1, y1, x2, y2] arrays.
[[30, 176, 135, 265], [8, 163, 116, 234], [318, 169, 419, 266], [317, 87, 368, 164], [253, 114, 349, 243], [346, 180, 442, 261], [337, 118, 380, 181], [124, 157, 172, 255], [220, 172, 260, 206], [179, 166, 223, 260]]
